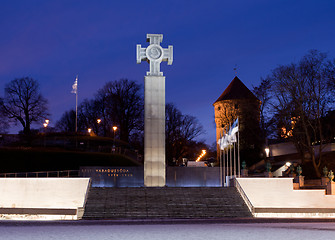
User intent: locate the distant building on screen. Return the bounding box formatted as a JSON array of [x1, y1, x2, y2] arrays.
[[213, 76, 262, 165]]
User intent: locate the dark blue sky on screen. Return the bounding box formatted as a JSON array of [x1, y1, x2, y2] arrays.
[[1, 0, 335, 145]]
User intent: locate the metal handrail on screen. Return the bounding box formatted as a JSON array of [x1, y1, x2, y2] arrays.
[[0, 170, 80, 178], [234, 178, 254, 214]]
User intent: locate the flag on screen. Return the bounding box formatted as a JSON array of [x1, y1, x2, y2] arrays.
[[228, 118, 238, 143], [230, 118, 239, 136], [72, 75, 78, 94], [218, 133, 230, 150]]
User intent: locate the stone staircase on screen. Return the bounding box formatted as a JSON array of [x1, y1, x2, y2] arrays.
[[83, 187, 252, 219]]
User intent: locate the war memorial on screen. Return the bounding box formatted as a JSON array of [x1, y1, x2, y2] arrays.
[[1, 34, 335, 222]]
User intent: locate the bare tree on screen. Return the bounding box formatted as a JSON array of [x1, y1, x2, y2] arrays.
[[55, 109, 77, 132], [0, 98, 9, 133], [0, 77, 48, 136], [55, 79, 143, 143], [78, 99, 101, 134], [166, 103, 205, 165], [269, 50, 335, 177], [253, 78, 272, 140], [97, 79, 143, 142]]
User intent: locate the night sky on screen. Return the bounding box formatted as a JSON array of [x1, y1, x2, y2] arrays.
[[1, 0, 334, 145]]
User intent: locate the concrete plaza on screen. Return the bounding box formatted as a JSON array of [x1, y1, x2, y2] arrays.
[[1, 220, 335, 240]]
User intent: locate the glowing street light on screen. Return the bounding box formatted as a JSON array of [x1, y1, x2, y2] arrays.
[[43, 119, 49, 147], [196, 149, 207, 162], [112, 126, 117, 152], [43, 119, 49, 128], [88, 128, 92, 134], [97, 119, 101, 124], [265, 147, 270, 158]]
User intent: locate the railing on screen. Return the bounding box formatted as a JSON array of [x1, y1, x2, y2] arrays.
[[0, 170, 80, 178], [234, 178, 254, 215]]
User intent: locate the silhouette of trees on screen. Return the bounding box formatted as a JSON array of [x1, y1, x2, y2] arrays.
[[55, 109, 77, 132], [252, 78, 272, 141], [0, 99, 9, 133], [96, 79, 143, 142], [56, 78, 143, 143], [165, 103, 205, 165], [56, 79, 206, 159], [264, 50, 335, 177], [0, 77, 48, 136]]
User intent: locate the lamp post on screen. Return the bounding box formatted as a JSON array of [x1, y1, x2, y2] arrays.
[[112, 126, 117, 152], [265, 147, 270, 158], [43, 119, 49, 147], [96, 119, 101, 136]]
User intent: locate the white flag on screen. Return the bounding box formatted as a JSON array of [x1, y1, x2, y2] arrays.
[[218, 134, 229, 150], [71, 75, 78, 94]]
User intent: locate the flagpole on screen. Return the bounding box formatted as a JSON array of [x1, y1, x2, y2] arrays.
[[238, 119, 240, 177], [226, 128, 229, 179], [234, 142, 236, 177], [229, 123, 232, 177], [75, 75, 78, 133], [223, 143, 226, 187], [219, 130, 222, 187]]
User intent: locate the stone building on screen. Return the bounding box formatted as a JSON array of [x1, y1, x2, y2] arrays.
[[213, 76, 262, 165]]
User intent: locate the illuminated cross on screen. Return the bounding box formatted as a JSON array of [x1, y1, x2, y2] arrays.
[[137, 34, 173, 76]]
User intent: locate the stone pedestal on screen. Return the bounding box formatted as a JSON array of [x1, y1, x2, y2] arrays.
[[322, 177, 330, 186], [298, 176, 304, 187], [241, 169, 248, 177], [326, 182, 335, 195], [293, 176, 304, 187], [293, 176, 304, 189], [144, 75, 165, 187]]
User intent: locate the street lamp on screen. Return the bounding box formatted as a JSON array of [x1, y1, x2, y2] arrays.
[[43, 119, 49, 128], [196, 149, 207, 162], [112, 126, 117, 152], [43, 119, 49, 147], [88, 128, 92, 134], [96, 119, 102, 136], [265, 147, 270, 158]]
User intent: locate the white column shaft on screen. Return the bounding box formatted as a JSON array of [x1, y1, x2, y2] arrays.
[[144, 76, 165, 187]]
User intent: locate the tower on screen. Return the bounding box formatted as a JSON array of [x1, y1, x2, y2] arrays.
[[213, 76, 261, 165]]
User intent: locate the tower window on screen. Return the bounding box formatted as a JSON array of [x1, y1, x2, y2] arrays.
[[235, 104, 238, 109], [217, 106, 221, 111]]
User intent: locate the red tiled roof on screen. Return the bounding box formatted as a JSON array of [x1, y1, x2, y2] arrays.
[[214, 76, 259, 104]]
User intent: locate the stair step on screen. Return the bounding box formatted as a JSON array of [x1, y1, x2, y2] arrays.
[[83, 187, 251, 219]]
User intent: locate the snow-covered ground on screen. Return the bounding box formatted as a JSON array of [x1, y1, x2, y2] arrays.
[[0, 222, 335, 240]]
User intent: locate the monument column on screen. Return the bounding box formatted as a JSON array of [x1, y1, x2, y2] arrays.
[[137, 34, 173, 187]]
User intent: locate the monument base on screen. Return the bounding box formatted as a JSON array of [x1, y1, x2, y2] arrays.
[[0, 178, 90, 220]]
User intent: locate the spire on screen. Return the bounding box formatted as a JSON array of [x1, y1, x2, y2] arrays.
[[214, 76, 259, 104]]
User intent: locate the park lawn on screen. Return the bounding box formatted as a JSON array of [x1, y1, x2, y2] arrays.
[[0, 147, 141, 173]]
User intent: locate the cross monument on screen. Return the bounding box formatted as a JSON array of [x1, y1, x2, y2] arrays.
[[137, 34, 173, 187]]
